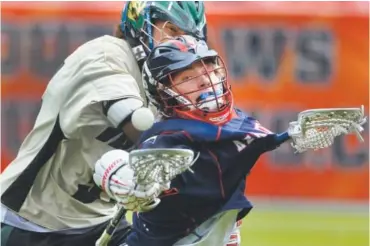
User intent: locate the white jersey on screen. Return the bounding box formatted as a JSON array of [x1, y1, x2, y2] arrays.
[[174, 210, 239, 246], [1, 35, 146, 230]]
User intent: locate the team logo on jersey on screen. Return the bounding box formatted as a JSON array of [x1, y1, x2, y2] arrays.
[[233, 120, 273, 152], [233, 140, 247, 152], [142, 135, 158, 145]]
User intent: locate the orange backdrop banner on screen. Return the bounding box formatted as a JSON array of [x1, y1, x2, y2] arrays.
[[1, 2, 369, 201], [205, 3, 369, 202]]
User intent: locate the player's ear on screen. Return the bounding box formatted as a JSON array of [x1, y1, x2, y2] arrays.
[[114, 24, 125, 39]]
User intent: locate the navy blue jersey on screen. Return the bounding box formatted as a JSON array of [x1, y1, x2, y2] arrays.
[[125, 109, 280, 246]]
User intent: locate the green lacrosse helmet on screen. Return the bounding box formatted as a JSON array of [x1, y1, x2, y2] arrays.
[[120, 1, 207, 62]]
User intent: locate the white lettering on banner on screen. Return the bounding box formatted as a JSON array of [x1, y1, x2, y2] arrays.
[[1, 21, 367, 169], [221, 27, 334, 83], [2, 21, 112, 79]]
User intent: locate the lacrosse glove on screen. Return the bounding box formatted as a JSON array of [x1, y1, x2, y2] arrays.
[[93, 149, 168, 212]]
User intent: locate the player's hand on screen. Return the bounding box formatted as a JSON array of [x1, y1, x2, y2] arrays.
[[93, 149, 166, 211]]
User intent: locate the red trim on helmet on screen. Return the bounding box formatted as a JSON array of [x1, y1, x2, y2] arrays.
[[173, 96, 234, 125]]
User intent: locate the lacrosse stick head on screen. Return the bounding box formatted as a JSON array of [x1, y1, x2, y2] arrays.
[[288, 105, 367, 153], [128, 148, 196, 185]]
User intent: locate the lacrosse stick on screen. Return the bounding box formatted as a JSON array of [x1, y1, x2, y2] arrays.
[[96, 148, 198, 246], [275, 105, 367, 153]]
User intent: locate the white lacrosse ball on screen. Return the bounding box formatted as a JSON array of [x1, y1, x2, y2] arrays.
[[131, 107, 155, 131]]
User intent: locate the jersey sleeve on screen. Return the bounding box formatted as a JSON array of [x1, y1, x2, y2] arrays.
[[58, 37, 145, 138]]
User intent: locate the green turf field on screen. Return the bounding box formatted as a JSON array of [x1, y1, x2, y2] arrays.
[[240, 209, 369, 246], [127, 205, 368, 246]]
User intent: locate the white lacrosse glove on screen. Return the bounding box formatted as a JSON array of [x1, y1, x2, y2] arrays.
[[93, 149, 169, 212]]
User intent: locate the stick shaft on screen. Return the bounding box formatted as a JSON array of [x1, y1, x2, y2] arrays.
[[95, 207, 127, 246]]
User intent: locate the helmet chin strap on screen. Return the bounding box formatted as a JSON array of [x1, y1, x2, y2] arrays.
[[139, 18, 175, 54]]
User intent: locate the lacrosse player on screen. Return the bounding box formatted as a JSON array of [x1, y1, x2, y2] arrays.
[[96, 35, 283, 246], [0, 2, 208, 246]]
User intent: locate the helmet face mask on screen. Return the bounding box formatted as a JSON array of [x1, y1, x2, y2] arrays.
[[142, 36, 234, 125], [165, 57, 227, 110], [142, 20, 186, 51]]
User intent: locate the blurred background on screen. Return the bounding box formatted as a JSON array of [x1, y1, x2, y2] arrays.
[[1, 1, 369, 246]]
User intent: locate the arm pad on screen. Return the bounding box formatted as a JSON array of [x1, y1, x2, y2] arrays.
[[104, 98, 143, 128]]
